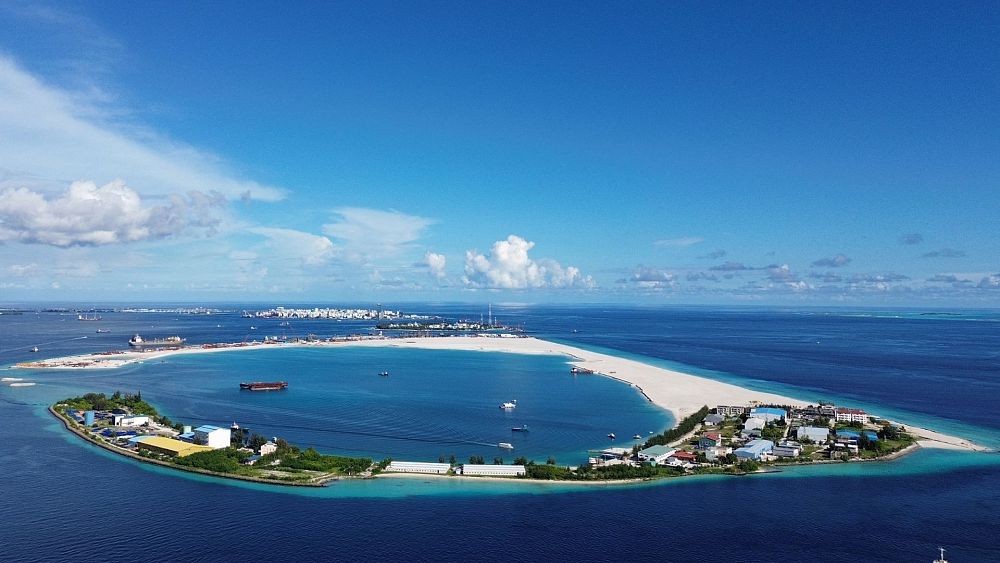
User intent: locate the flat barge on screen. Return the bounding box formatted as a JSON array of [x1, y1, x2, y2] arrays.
[[240, 381, 288, 391]]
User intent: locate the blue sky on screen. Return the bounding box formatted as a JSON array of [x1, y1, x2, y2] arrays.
[[0, 2, 997, 305]]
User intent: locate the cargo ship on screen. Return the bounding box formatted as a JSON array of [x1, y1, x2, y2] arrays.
[[239, 381, 288, 391], [129, 334, 185, 347]]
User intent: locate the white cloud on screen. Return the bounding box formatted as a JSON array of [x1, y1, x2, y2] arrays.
[[425, 251, 447, 278], [0, 179, 226, 247], [654, 236, 704, 248], [249, 227, 338, 266], [6, 263, 38, 277], [462, 235, 594, 289], [322, 207, 434, 261], [624, 265, 676, 289], [0, 56, 285, 202]]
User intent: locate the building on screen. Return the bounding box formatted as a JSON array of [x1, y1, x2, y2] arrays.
[[460, 464, 526, 477], [193, 425, 231, 449], [835, 408, 868, 424], [772, 441, 802, 458], [259, 441, 278, 456], [716, 405, 747, 417], [741, 417, 766, 437], [749, 407, 787, 422], [137, 436, 213, 457], [796, 426, 830, 443], [385, 461, 452, 474], [119, 415, 150, 427], [734, 439, 774, 460], [703, 413, 726, 426], [698, 433, 722, 449], [704, 446, 732, 461], [638, 445, 676, 465], [835, 430, 878, 442]]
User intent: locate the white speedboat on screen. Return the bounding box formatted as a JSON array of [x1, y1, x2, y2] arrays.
[[498, 442, 514, 450], [499, 400, 517, 409]]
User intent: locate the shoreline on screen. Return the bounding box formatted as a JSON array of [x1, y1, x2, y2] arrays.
[[22, 335, 988, 453]]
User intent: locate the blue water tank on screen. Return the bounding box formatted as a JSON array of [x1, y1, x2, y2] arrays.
[[84, 410, 95, 425]]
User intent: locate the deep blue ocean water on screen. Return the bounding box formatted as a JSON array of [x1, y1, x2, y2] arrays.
[[2, 304, 999, 562]]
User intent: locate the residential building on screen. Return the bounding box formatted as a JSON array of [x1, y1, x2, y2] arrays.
[[734, 439, 774, 460], [835, 408, 868, 424], [698, 433, 722, 449], [193, 425, 231, 449], [716, 405, 747, 417], [259, 441, 278, 456]]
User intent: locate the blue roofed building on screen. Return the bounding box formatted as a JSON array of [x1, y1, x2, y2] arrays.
[[836, 430, 878, 441], [734, 439, 774, 460]]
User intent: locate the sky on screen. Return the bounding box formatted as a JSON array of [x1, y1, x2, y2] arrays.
[[0, 2, 998, 306]]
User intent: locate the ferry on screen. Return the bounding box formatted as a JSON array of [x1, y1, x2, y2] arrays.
[[498, 442, 514, 450], [511, 425, 529, 432], [239, 381, 289, 391], [499, 400, 517, 409], [129, 334, 185, 347]]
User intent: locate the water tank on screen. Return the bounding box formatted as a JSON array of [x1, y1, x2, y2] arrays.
[[84, 411, 95, 425], [183, 425, 192, 434]]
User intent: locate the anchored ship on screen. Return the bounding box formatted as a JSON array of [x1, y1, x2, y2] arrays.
[[240, 381, 289, 391], [129, 334, 185, 347]]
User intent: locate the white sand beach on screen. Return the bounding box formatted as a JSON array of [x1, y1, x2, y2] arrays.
[[15, 335, 987, 451]]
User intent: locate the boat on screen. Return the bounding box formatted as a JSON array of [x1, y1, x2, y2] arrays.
[[499, 400, 517, 409], [239, 381, 288, 391], [511, 425, 529, 432], [129, 334, 185, 347], [498, 442, 514, 450], [570, 366, 594, 374], [31, 346, 39, 353], [378, 371, 389, 377], [633, 434, 642, 439], [933, 548, 948, 563], [96, 329, 110, 333], [77, 313, 102, 321], [607, 433, 616, 439], [279, 321, 291, 327]]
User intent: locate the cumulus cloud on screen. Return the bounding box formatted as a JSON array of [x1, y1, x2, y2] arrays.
[[621, 266, 676, 289], [848, 273, 910, 284], [811, 254, 852, 268], [809, 271, 843, 283], [899, 233, 924, 245], [424, 252, 447, 279], [686, 271, 720, 282], [766, 264, 798, 283], [0, 179, 226, 247], [927, 274, 959, 283], [462, 235, 594, 289], [0, 56, 285, 201], [323, 207, 434, 260], [249, 227, 338, 266], [978, 274, 1000, 289], [710, 261, 756, 272], [6, 263, 39, 277], [698, 249, 726, 260], [654, 237, 703, 248], [922, 248, 966, 258]]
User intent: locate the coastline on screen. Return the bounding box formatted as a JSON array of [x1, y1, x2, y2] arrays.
[[22, 335, 988, 453]]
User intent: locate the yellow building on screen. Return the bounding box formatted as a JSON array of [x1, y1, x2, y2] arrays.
[[137, 436, 214, 457]]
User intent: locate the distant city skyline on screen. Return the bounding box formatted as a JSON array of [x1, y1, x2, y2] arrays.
[[1, 3, 997, 305]]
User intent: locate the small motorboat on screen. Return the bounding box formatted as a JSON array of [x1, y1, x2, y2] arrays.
[[607, 433, 616, 440], [633, 434, 642, 439], [511, 425, 529, 432], [498, 442, 514, 450], [31, 346, 39, 353], [499, 400, 517, 409], [378, 371, 389, 377]]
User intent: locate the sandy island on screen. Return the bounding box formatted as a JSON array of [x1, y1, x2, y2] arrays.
[[14, 335, 987, 452]]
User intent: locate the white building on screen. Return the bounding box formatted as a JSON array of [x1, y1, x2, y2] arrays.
[[741, 417, 766, 437], [259, 441, 277, 456], [385, 461, 452, 474], [638, 445, 676, 465], [460, 464, 526, 477], [772, 441, 802, 458], [835, 408, 868, 424], [797, 426, 830, 443], [193, 425, 231, 449], [716, 405, 748, 416], [118, 415, 150, 427], [704, 446, 732, 461]]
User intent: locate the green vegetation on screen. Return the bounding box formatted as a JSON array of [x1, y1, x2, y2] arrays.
[[263, 446, 372, 475], [643, 406, 710, 448], [176, 448, 250, 474], [58, 391, 181, 430]]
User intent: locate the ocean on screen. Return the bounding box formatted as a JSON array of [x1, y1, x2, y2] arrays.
[[2, 304, 998, 562]]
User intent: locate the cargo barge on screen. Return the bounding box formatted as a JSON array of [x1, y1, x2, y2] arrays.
[[240, 381, 289, 391]]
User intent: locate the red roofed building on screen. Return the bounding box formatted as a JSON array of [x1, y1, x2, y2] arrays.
[[670, 451, 698, 462], [698, 433, 722, 448]]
